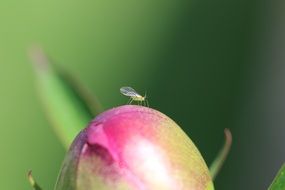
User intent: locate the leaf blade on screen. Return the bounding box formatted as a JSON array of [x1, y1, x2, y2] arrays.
[[268, 164, 285, 190], [29, 47, 102, 149]]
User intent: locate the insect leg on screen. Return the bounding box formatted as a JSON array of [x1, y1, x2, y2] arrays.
[[129, 99, 134, 105], [146, 99, 149, 107]]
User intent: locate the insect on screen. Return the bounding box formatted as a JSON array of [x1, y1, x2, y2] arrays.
[[120, 86, 149, 107]]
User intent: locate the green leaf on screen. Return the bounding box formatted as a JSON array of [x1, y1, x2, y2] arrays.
[[268, 164, 285, 190], [29, 47, 103, 149], [27, 171, 43, 190], [209, 128, 232, 180]]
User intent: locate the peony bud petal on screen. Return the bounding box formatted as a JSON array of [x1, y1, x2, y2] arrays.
[[55, 105, 214, 190]]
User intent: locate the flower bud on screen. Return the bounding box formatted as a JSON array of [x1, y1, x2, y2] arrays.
[[55, 105, 214, 190]]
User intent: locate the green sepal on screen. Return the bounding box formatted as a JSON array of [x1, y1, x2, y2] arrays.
[[27, 171, 43, 190], [210, 128, 232, 180]]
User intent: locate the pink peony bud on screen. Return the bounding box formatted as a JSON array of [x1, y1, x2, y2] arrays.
[[55, 105, 214, 190]]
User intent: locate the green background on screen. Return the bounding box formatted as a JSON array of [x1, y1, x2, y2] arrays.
[[0, 0, 284, 189]]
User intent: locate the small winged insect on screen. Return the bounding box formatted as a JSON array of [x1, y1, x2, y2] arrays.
[[120, 86, 149, 107]]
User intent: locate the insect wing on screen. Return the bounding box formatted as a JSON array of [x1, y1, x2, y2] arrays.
[[120, 87, 139, 97]]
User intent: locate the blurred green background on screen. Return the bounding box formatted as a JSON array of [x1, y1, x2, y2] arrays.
[[1, 0, 285, 189]]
